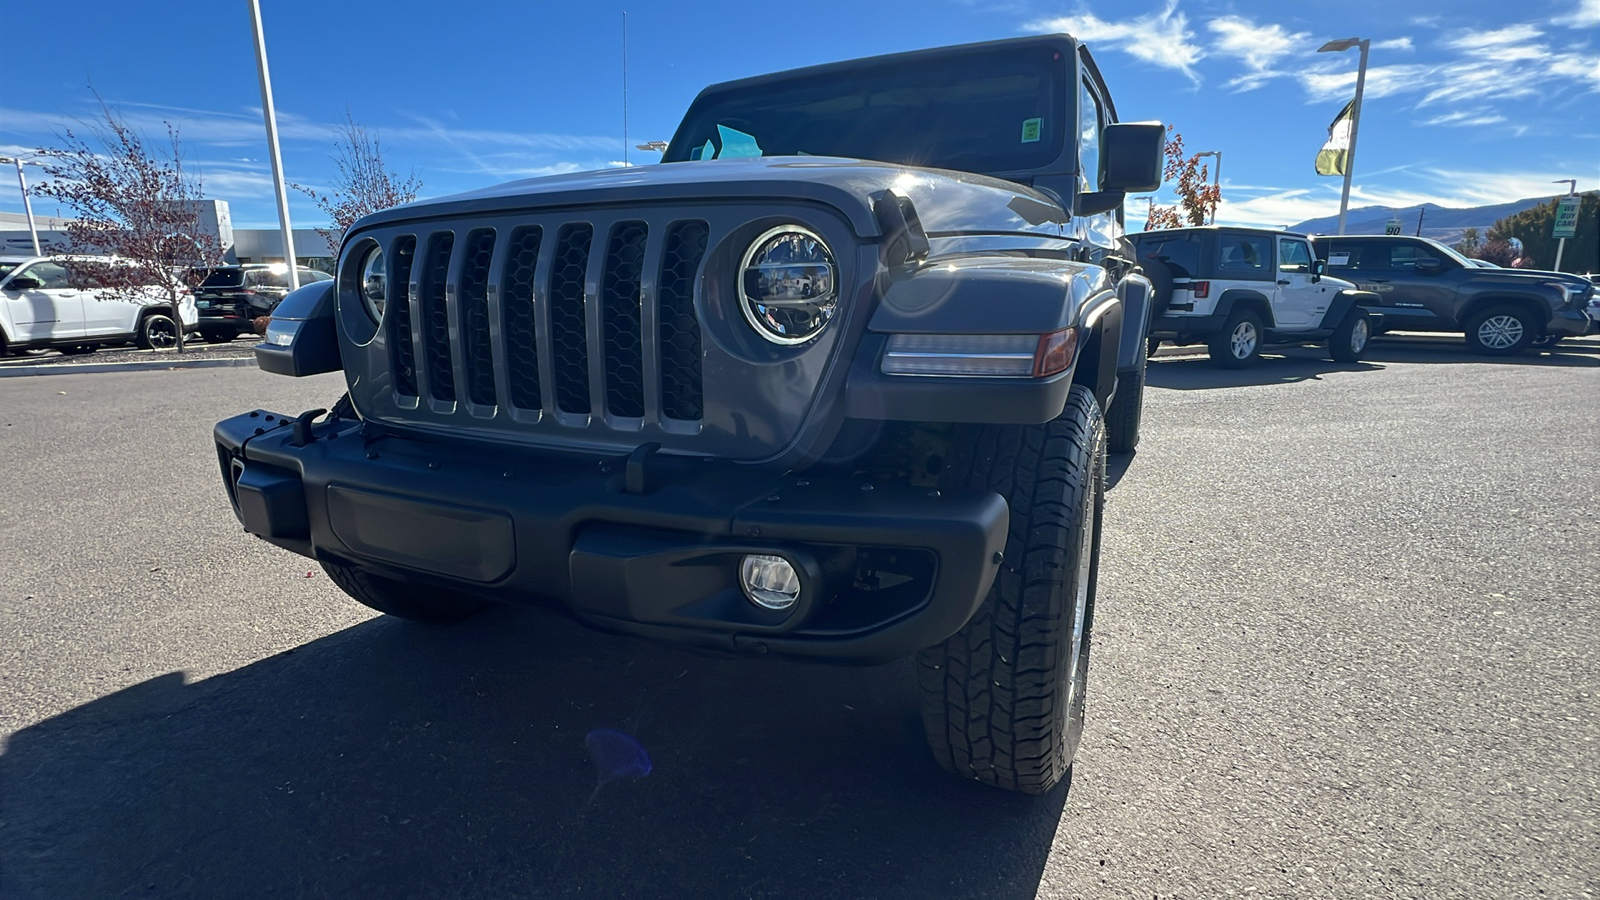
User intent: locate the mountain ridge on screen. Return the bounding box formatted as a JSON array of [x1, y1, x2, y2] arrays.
[[1288, 195, 1564, 244]]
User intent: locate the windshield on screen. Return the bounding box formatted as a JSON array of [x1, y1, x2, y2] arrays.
[[665, 44, 1067, 174], [1418, 237, 1474, 266]]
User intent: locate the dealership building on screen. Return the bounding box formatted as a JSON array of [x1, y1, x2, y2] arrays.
[[0, 199, 337, 271]]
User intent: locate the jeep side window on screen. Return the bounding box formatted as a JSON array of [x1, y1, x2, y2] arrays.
[[1079, 80, 1103, 192], [1217, 235, 1270, 273], [1141, 235, 1200, 277], [1278, 240, 1312, 273]]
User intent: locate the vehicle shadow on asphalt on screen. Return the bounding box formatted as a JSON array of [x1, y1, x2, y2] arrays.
[[1, 603, 1071, 900], [1361, 338, 1600, 368], [1146, 353, 1383, 390]]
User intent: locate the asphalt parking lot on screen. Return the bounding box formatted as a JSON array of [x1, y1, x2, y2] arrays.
[[2, 336, 1597, 899]]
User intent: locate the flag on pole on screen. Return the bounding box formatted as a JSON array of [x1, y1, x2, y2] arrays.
[[1315, 100, 1356, 176]]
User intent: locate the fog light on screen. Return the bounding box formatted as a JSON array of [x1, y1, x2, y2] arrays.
[[740, 554, 801, 610]]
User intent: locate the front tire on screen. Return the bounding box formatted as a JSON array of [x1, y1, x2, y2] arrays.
[[1208, 308, 1263, 368], [917, 385, 1105, 795], [1328, 310, 1372, 362], [321, 562, 490, 623], [1465, 305, 1536, 355]]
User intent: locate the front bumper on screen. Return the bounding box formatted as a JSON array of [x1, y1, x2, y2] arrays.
[[215, 410, 1008, 663], [1547, 307, 1594, 338]]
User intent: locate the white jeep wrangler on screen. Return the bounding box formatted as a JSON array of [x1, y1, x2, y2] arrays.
[[1133, 227, 1381, 368]]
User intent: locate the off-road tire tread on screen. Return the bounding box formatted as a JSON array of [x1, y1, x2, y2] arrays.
[[916, 385, 1104, 794], [1329, 310, 1368, 363], [321, 561, 489, 623]]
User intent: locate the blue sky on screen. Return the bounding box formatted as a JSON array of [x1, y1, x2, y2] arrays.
[[3, 0, 1596, 231]]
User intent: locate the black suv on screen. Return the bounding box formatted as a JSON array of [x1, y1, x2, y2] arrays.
[[1311, 235, 1594, 353], [193, 265, 331, 343], [212, 35, 1165, 794]]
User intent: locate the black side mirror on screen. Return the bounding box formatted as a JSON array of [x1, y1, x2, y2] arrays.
[[1311, 259, 1326, 282], [5, 275, 42, 290], [1100, 122, 1165, 193], [1415, 257, 1442, 274]]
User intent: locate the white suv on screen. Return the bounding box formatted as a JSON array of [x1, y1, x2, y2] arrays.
[[0, 255, 198, 355], [1132, 227, 1383, 368]]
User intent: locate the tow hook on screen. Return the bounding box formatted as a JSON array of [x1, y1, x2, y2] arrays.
[[289, 408, 327, 448]]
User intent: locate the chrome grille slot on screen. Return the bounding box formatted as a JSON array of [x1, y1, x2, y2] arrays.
[[601, 221, 648, 419], [419, 231, 456, 402], [658, 221, 708, 421], [549, 224, 594, 415], [501, 225, 544, 411], [388, 236, 419, 397], [459, 228, 497, 407]]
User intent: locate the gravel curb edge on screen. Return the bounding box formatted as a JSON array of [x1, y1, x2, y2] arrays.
[[0, 356, 258, 378]]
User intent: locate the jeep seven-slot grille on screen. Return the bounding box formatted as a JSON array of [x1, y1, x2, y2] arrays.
[[387, 218, 708, 426]]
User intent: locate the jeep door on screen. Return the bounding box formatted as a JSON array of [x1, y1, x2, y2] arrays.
[[1272, 237, 1325, 327], [0, 261, 87, 342], [80, 266, 161, 338]]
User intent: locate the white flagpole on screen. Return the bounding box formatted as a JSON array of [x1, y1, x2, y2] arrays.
[[248, 0, 299, 290], [1335, 39, 1370, 236]]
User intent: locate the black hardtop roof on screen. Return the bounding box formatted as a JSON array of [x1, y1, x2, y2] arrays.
[[689, 35, 1116, 122]]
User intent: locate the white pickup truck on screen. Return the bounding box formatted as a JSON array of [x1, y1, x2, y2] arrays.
[[0, 255, 197, 355]]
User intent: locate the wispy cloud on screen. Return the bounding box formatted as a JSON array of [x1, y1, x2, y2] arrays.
[[1206, 16, 1308, 90], [1554, 0, 1600, 26], [1025, 0, 1203, 82], [1371, 37, 1414, 51], [1419, 110, 1508, 127], [1213, 168, 1600, 228]]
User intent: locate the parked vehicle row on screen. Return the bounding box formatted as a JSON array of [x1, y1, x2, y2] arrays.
[[194, 265, 330, 343], [0, 255, 197, 356], [1134, 230, 1595, 365]]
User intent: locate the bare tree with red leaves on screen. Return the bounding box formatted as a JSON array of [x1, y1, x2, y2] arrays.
[[33, 97, 222, 354], [1145, 129, 1222, 231], [291, 113, 420, 258]]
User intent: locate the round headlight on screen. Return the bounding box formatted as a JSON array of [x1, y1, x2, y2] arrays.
[[359, 245, 386, 321], [738, 226, 837, 345]]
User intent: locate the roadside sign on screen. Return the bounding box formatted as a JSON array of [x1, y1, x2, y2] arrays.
[[1384, 218, 1403, 235], [1553, 196, 1581, 238]]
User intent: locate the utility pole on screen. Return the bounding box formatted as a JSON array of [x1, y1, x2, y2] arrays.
[[248, 0, 299, 290], [0, 156, 42, 255], [1195, 151, 1222, 224], [1552, 179, 1577, 272], [1415, 206, 1425, 237]]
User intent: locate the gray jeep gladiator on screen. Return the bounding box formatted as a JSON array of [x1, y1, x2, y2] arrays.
[[1311, 234, 1595, 353], [213, 35, 1164, 794]]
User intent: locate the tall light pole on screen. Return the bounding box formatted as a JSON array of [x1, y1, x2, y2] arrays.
[[1132, 195, 1157, 230], [1318, 37, 1370, 236], [1194, 150, 1222, 224], [0, 156, 43, 255], [1552, 179, 1577, 272], [248, 0, 299, 290]]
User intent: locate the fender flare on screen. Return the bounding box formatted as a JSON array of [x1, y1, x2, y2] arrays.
[[1115, 273, 1153, 372], [1317, 289, 1380, 329], [1214, 289, 1274, 328]]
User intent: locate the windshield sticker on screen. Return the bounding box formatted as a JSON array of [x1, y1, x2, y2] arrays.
[[1328, 252, 1351, 266], [716, 125, 763, 159], [1020, 118, 1042, 144]]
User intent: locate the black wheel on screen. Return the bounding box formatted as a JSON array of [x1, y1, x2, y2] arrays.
[[1106, 343, 1146, 454], [57, 344, 98, 356], [1328, 310, 1372, 362], [137, 314, 180, 350], [1465, 304, 1536, 355], [1208, 308, 1263, 368], [917, 384, 1105, 795], [321, 561, 490, 623], [201, 330, 235, 344]]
